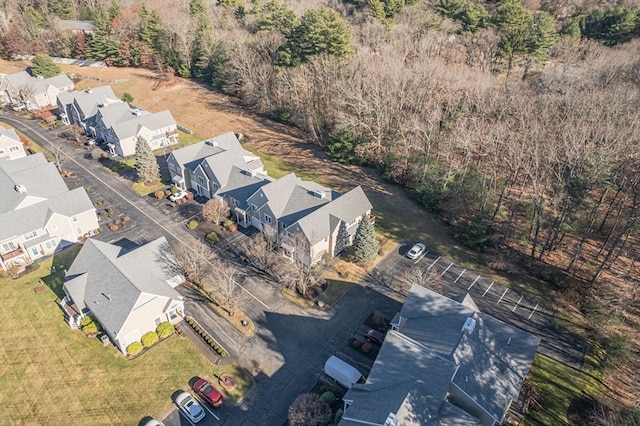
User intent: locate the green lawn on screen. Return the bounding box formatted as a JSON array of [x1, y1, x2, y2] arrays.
[[525, 352, 604, 425], [0, 249, 252, 424]]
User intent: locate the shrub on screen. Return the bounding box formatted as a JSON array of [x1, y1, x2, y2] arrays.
[[80, 316, 94, 327], [334, 408, 343, 425], [82, 321, 98, 334], [165, 189, 172, 197], [604, 333, 632, 366], [361, 343, 372, 353], [187, 220, 199, 229], [127, 341, 144, 356], [320, 391, 336, 405], [156, 321, 174, 338], [170, 186, 179, 194], [205, 232, 220, 244], [352, 339, 362, 348], [154, 190, 165, 199], [223, 219, 234, 228], [141, 331, 159, 347]]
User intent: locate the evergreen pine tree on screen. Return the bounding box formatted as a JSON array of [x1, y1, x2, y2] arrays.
[[351, 215, 378, 263], [134, 136, 159, 183], [30, 55, 60, 78]]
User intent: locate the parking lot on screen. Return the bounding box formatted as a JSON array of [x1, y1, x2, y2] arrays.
[[368, 243, 589, 371]]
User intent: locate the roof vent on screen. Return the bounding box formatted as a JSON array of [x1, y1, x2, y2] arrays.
[[102, 293, 112, 301], [85, 89, 93, 93], [97, 103, 104, 108], [312, 190, 325, 199], [132, 109, 142, 116], [205, 140, 217, 147], [14, 184, 27, 193], [461, 317, 476, 334]]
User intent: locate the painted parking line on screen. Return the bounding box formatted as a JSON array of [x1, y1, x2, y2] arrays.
[[177, 411, 196, 426], [512, 296, 523, 312], [482, 281, 494, 297], [467, 275, 480, 290], [413, 250, 429, 264], [440, 262, 454, 277], [528, 303, 539, 319], [427, 256, 441, 271], [497, 288, 509, 304], [453, 269, 466, 283]]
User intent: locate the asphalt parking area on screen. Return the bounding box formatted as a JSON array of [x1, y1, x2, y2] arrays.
[[370, 244, 589, 370]]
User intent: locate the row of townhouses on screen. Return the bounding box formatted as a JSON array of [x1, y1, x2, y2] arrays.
[[0, 70, 179, 157]]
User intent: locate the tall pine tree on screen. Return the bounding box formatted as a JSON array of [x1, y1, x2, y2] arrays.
[[351, 215, 378, 263], [134, 136, 159, 183]]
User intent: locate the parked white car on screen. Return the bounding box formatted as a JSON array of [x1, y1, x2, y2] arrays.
[[175, 391, 205, 423], [406, 243, 427, 259], [169, 190, 188, 202]]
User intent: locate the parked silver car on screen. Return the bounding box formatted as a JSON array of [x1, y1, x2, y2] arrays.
[[175, 391, 205, 423]]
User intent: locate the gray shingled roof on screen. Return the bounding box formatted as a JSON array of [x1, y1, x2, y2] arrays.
[[0, 126, 20, 142], [112, 110, 176, 140], [64, 237, 183, 335], [294, 186, 372, 245], [4, 71, 73, 94], [0, 153, 95, 240], [341, 331, 459, 426], [65, 86, 119, 119], [96, 102, 134, 129], [216, 166, 272, 210]]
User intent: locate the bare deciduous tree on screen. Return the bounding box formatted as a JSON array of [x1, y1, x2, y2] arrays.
[[212, 260, 242, 316], [402, 266, 443, 293], [287, 393, 331, 426], [202, 198, 230, 224], [242, 226, 281, 274]]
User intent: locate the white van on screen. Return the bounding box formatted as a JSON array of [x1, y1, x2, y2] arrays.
[[324, 356, 364, 389]]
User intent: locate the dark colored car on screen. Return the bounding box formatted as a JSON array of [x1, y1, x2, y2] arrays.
[[193, 378, 224, 408], [365, 329, 385, 346]]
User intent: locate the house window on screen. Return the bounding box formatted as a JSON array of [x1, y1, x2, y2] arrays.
[[31, 247, 40, 257], [154, 316, 163, 327], [251, 204, 257, 211], [232, 199, 239, 206], [124, 329, 141, 346], [212, 183, 218, 190], [76, 227, 83, 235], [44, 239, 57, 250], [264, 214, 272, 224], [0, 149, 4, 154], [9, 145, 20, 152], [72, 216, 78, 222], [24, 231, 38, 241], [1, 241, 17, 253], [198, 176, 205, 184]]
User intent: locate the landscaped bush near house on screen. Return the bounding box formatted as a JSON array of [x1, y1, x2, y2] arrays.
[[187, 220, 198, 229], [80, 316, 99, 334], [126, 341, 144, 356], [156, 321, 174, 338], [170, 186, 179, 194], [154, 190, 165, 199], [223, 219, 237, 232], [141, 331, 159, 347], [320, 391, 336, 405], [205, 232, 220, 244]]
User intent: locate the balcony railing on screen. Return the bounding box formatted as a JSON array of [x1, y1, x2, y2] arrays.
[[1, 247, 26, 262]]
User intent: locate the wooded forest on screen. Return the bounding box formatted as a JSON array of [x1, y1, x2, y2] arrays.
[[2, 0, 640, 420]]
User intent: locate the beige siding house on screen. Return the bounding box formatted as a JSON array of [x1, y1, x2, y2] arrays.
[[0, 127, 26, 159], [0, 153, 99, 271], [62, 237, 185, 354], [0, 71, 74, 111]]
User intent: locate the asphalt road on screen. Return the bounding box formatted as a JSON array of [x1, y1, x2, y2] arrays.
[[2, 115, 402, 426], [367, 242, 589, 371]]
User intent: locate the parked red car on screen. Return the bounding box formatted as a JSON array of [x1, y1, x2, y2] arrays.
[[193, 378, 224, 408]]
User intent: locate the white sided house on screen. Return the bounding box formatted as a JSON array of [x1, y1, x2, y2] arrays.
[[0, 71, 73, 111], [61, 237, 185, 354], [94, 102, 178, 157], [56, 86, 121, 133], [0, 153, 99, 272], [0, 126, 26, 160]]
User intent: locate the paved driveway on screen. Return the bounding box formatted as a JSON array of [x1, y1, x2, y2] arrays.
[[3, 115, 402, 425], [368, 242, 589, 371]]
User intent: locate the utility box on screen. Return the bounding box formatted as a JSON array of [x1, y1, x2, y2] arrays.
[[100, 334, 110, 346]]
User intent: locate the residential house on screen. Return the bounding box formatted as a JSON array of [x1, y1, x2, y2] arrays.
[[0, 153, 99, 271], [61, 237, 185, 354], [56, 86, 120, 132], [94, 102, 179, 157], [166, 132, 265, 198], [0, 126, 26, 159], [340, 284, 541, 426], [0, 70, 74, 111], [247, 173, 372, 264]]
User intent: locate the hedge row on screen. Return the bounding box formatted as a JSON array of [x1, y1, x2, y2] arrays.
[[185, 316, 227, 357]]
